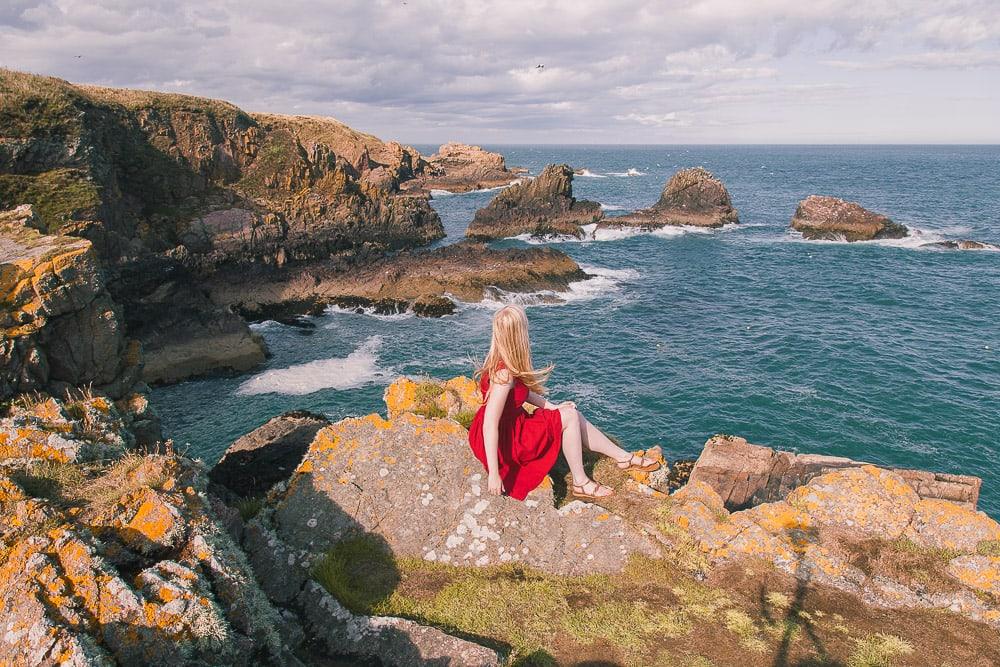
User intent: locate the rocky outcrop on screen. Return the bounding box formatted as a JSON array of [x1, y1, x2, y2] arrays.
[[268, 413, 658, 575], [598, 167, 738, 232], [384, 375, 481, 421], [689, 434, 982, 511], [210, 410, 330, 498], [0, 69, 444, 383], [0, 406, 296, 666], [209, 241, 588, 319], [0, 205, 141, 399], [790, 195, 908, 241], [466, 164, 603, 240], [662, 468, 1000, 627], [402, 142, 524, 194]]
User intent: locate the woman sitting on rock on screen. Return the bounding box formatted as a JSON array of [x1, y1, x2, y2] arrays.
[[469, 304, 660, 501]]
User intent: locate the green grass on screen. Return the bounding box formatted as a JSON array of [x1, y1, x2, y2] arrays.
[[10, 460, 86, 503], [235, 496, 264, 521], [455, 408, 477, 430], [722, 609, 768, 653], [313, 535, 401, 614], [847, 633, 914, 667], [977, 539, 1000, 557], [0, 169, 101, 232]]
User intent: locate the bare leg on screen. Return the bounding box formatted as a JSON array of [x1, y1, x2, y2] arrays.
[[558, 405, 588, 485], [576, 412, 630, 460]]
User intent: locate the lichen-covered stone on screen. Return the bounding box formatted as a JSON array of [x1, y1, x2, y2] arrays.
[[904, 498, 1000, 552], [947, 555, 1000, 596], [383, 375, 481, 421], [272, 412, 658, 575]]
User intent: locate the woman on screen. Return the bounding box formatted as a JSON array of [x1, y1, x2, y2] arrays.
[[468, 304, 660, 501]]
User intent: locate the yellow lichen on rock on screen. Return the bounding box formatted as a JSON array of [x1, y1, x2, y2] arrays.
[[904, 498, 1000, 552], [946, 555, 1000, 595], [383, 375, 481, 422]]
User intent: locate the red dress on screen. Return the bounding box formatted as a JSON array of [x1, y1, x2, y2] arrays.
[[468, 368, 564, 500]]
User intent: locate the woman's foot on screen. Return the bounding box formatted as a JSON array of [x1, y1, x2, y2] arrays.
[[571, 478, 614, 500], [615, 453, 661, 472]]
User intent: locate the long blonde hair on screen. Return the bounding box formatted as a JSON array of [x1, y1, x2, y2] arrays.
[[474, 304, 553, 394]]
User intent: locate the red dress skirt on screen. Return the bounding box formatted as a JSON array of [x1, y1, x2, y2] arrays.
[[468, 370, 564, 500]]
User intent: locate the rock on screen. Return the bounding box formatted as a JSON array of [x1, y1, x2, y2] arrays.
[[790, 195, 908, 241], [403, 142, 524, 194], [947, 555, 1000, 596], [0, 206, 140, 399], [688, 434, 982, 511], [904, 498, 1000, 552], [920, 239, 999, 251], [383, 375, 480, 421], [210, 410, 330, 498], [598, 167, 738, 232], [785, 466, 920, 538], [0, 454, 293, 666], [298, 581, 501, 666], [271, 412, 658, 575], [0, 394, 134, 464], [211, 241, 588, 317], [466, 164, 603, 240]]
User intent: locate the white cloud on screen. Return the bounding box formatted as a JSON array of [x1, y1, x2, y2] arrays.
[[1, 0, 998, 142]]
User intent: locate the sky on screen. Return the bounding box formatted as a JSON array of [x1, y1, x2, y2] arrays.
[[2, 0, 999, 144]]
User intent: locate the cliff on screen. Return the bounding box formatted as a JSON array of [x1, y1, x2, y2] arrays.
[[402, 142, 525, 194], [466, 164, 603, 240]]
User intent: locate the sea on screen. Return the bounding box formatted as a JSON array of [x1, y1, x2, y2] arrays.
[[150, 145, 1000, 516]]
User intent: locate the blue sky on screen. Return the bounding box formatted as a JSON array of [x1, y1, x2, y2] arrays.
[[3, 0, 999, 144]]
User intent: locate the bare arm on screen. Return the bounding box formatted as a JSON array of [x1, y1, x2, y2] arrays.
[[483, 370, 513, 495], [526, 390, 573, 410]]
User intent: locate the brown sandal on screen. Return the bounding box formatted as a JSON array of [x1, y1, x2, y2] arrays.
[[572, 479, 614, 501], [616, 453, 661, 473]]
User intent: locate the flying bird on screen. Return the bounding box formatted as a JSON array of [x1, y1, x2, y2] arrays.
[[536, 64, 544, 69]]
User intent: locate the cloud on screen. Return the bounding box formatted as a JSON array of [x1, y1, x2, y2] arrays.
[[2, 0, 999, 142]]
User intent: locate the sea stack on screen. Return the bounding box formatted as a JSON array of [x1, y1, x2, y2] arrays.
[[402, 142, 526, 193], [791, 195, 908, 241], [466, 164, 603, 240], [599, 167, 738, 232]]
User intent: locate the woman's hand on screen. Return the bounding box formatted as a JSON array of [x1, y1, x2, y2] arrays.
[[487, 470, 504, 495]]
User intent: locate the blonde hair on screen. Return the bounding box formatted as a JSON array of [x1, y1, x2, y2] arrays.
[[474, 304, 553, 395]]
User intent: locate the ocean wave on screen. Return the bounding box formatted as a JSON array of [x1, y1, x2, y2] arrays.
[[600, 203, 626, 211], [787, 227, 999, 251], [235, 336, 386, 396], [592, 222, 734, 242], [576, 168, 607, 178], [607, 168, 647, 177], [467, 264, 639, 310], [324, 304, 415, 322], [430, 180, 525, 197]]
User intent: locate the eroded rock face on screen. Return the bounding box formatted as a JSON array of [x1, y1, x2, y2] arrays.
[[689, 434, 982, 511], [210, 241, 588, 318], [210, 410, 330, 498], [599, 167, 738, 232], [403, 142, 523, 194], [466, 164, 603, 240], [0, 206, 140, 399], [0, 454, 293, 665], [270, 413, 658, 574], [790, 195, 908, 241]]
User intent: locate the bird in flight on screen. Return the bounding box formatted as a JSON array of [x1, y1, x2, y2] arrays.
[[536, 64, 545, 69]]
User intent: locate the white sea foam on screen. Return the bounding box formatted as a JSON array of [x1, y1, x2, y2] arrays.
[[324, 304, 416, 322], [235, 336, 386, 396], [430, 180, 525, 197], [576, 168, 607, 178], [590, 222, 730, 242], [607, 168, 647, 177], [468, 264, 639, 310], [787, 227, 999, 251], [600, 203, 626, 211]]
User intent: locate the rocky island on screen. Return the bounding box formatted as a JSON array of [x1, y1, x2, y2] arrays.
[[598, 167, 739, 233], [466, 164, 603, 240], [401, 142, 527, 194]]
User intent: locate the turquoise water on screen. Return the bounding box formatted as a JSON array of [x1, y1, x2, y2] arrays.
[[151, 146, 1000, 515]]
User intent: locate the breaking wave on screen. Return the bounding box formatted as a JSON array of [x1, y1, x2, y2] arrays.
[[468, 264, 639, 310], [235, 336, 386, 396]]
